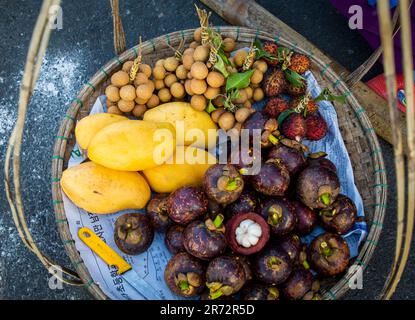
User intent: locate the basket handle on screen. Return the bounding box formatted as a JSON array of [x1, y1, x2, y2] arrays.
[[110, 0, 126, 55], [4, 0, 83, 286]]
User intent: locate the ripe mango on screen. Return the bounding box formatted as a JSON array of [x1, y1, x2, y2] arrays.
[[143, 102, 217, 149], [61, 161, 150, 214], [75, 113, 127, 149], [143, 146, 217, 193], [88, 120, 176, 171]]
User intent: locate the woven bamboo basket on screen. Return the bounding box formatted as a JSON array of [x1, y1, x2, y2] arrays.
[[51, 27, 387, 300]]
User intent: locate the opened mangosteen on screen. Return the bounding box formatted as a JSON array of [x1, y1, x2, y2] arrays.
[[225, 189, 259, 219], [292, 200, 317, 235], [251, 160, 290, 196], [275, 234, 301, 265], [260, 198, 296, 236], [206, 256, 247, 299], [166, 186, 208, 225], [267, 140, 307, 176], [226, 212, 270, 255], [319, 194, 357, 235], [253, 246, 292, 285], [308, 232, 350, 276], [114, 213, 154, 255], [203, 164, 244, 205], [165, 225, 185, 254], [241, 283, 280, 300], [281, 267, 313, 300], [164, 252, 205, 297], [296, 164, 340, 209], [183, 216, 227, 260], [146, 194, 172, 232]]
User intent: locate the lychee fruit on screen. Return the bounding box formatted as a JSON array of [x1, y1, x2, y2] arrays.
[[263, 41, 279, 66], [305, 113, 327, 141], [281, 114, 306, 141], [286, 80, 307, 97], [264, 97, 290, 118], [288, 53, 311, 74], [263, 69, 287, 97]]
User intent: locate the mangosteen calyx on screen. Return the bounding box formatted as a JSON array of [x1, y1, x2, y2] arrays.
[[175, 272, 202, 296], [235, 219, 262, 248], [205, 214, 225, 233], [319, 241, 333, 258], [206, 282, 234, 300], [267, 287, 280, 300], [267, 204, 283, 226], [217, 176, 243, 192]]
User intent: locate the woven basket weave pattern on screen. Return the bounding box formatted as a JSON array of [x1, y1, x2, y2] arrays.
[[51, 27, 387, 300]]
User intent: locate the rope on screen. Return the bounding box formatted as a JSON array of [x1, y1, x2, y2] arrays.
[[3, 0, 83, 286], [110, 0, 126, 55]]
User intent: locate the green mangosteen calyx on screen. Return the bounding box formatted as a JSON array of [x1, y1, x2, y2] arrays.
[[267, 256, 283, 271], [206, 282, 233, 300], [217, 175, 242, 192], [267, 204, 283, 226], [319, 241, 333, 257], [320, 193, 331, 206], [267, 287, 279, 300], [175, 272, 201, 295], [205, 214, 225, 233]]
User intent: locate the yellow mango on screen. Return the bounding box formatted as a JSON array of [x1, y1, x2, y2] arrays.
[[88, 120, 176, 171], [143, 102, 217, 149], [75, 113, 127, 149], [143, 146, 217, 193], [61, 161, 150, 214]]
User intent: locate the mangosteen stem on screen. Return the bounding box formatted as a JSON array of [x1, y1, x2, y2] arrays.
[[320, 193, 331, 206], [213, 214, 224, 228], [209, 289, 223, 300], [178, 281, 190, 291], [226, 177, 242, 191], [303, 260, 310, 270], [319, 209, 336, 217], [267, 287, 279, 300], [239, 168, 249, 175], [320, 241, 333, 257], [267, 205, 282, 226], [267, 256, 281, 270], [268, 134, 279, 145]]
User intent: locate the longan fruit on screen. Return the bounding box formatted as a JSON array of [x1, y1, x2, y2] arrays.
[[226, 65, 238, 74], [118, 99, 135, 112], [132, 104, 147, 118], [233, 89, 248, 104], [139, 64, 152, 77], [253, 87, 264, 101], [234, 49, 248, 67], [155, 59, 165, 67], [154, 79, 165, 90], [213, 95, 224, 107], [189, 41, 199, 49], [107, 105, 123, 115], [164, 57, 179, 72], [176, 65, 188, 80], [135, 96, 149, 105], [170, 82, 185, 98], [243, 100, 252, 109], [204, 86, 220, 100], [122, 61, 134, 73], [211, 108, 225, 123], [222, 38, 236, 52], [184, 79, 194, 95], [245, 86, 253, 100], [187, 71, 193, 79], [111, 70, 130, 87], [194, 27, 202, 42], [136, 83, 154, 101], [134, 72, 148, 86], [164, 74, 178, 88], [250, 69, 264, 85], [253, 60, 268, 73], [235, 107, 252, 123], [158, 88, 172, 103], [146, 94, 160, 108], [190, 79, 207, 95], [206, 71, 225, 88], [183, 47, 195, 56], [119, 85, 136, 101], [182, 54, 194, 70], [153, 65, 166, 80], [218, 112, 236, 131], [193, 45, 209, 62], [105, 85, 120, 102], [190, 95, 207, 111], [190, 61, 209, 80]]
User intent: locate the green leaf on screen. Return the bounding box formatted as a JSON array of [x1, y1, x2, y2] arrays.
[[205, 100, 217, 114], [253, 39, 278, 61], [314, 88, 347, 104], [213, 54, 229, 78], [284, 69, 306, 87], [277, 109, 296, 127], [217, 49, 232, 66], [225, 70, 254, 92]]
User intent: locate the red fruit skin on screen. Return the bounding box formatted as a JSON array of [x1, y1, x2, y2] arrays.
[[263, 42, 279, 66], [281, 114, 306, 140], [226, 212, 270, 255], [305, 114, 327, 141], [264, 97, 290, 118]]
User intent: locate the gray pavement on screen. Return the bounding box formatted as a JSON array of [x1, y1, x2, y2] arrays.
[[0, 0, 413, 299]]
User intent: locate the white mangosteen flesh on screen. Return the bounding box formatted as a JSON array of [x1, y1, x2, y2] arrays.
[[235, 219, 262, 248]]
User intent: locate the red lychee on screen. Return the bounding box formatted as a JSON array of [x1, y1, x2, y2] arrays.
[[285, 80, 307, 97], [281, 113, 306, 141], [288, 53, 311, 74], [305, 113, 328, 141], [263, 69, 287, 97], [264, 97, 290, 118], [263, 41, 279, 66]]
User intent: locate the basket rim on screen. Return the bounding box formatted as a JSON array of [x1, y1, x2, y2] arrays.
[[51, 26, 387, 300]]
